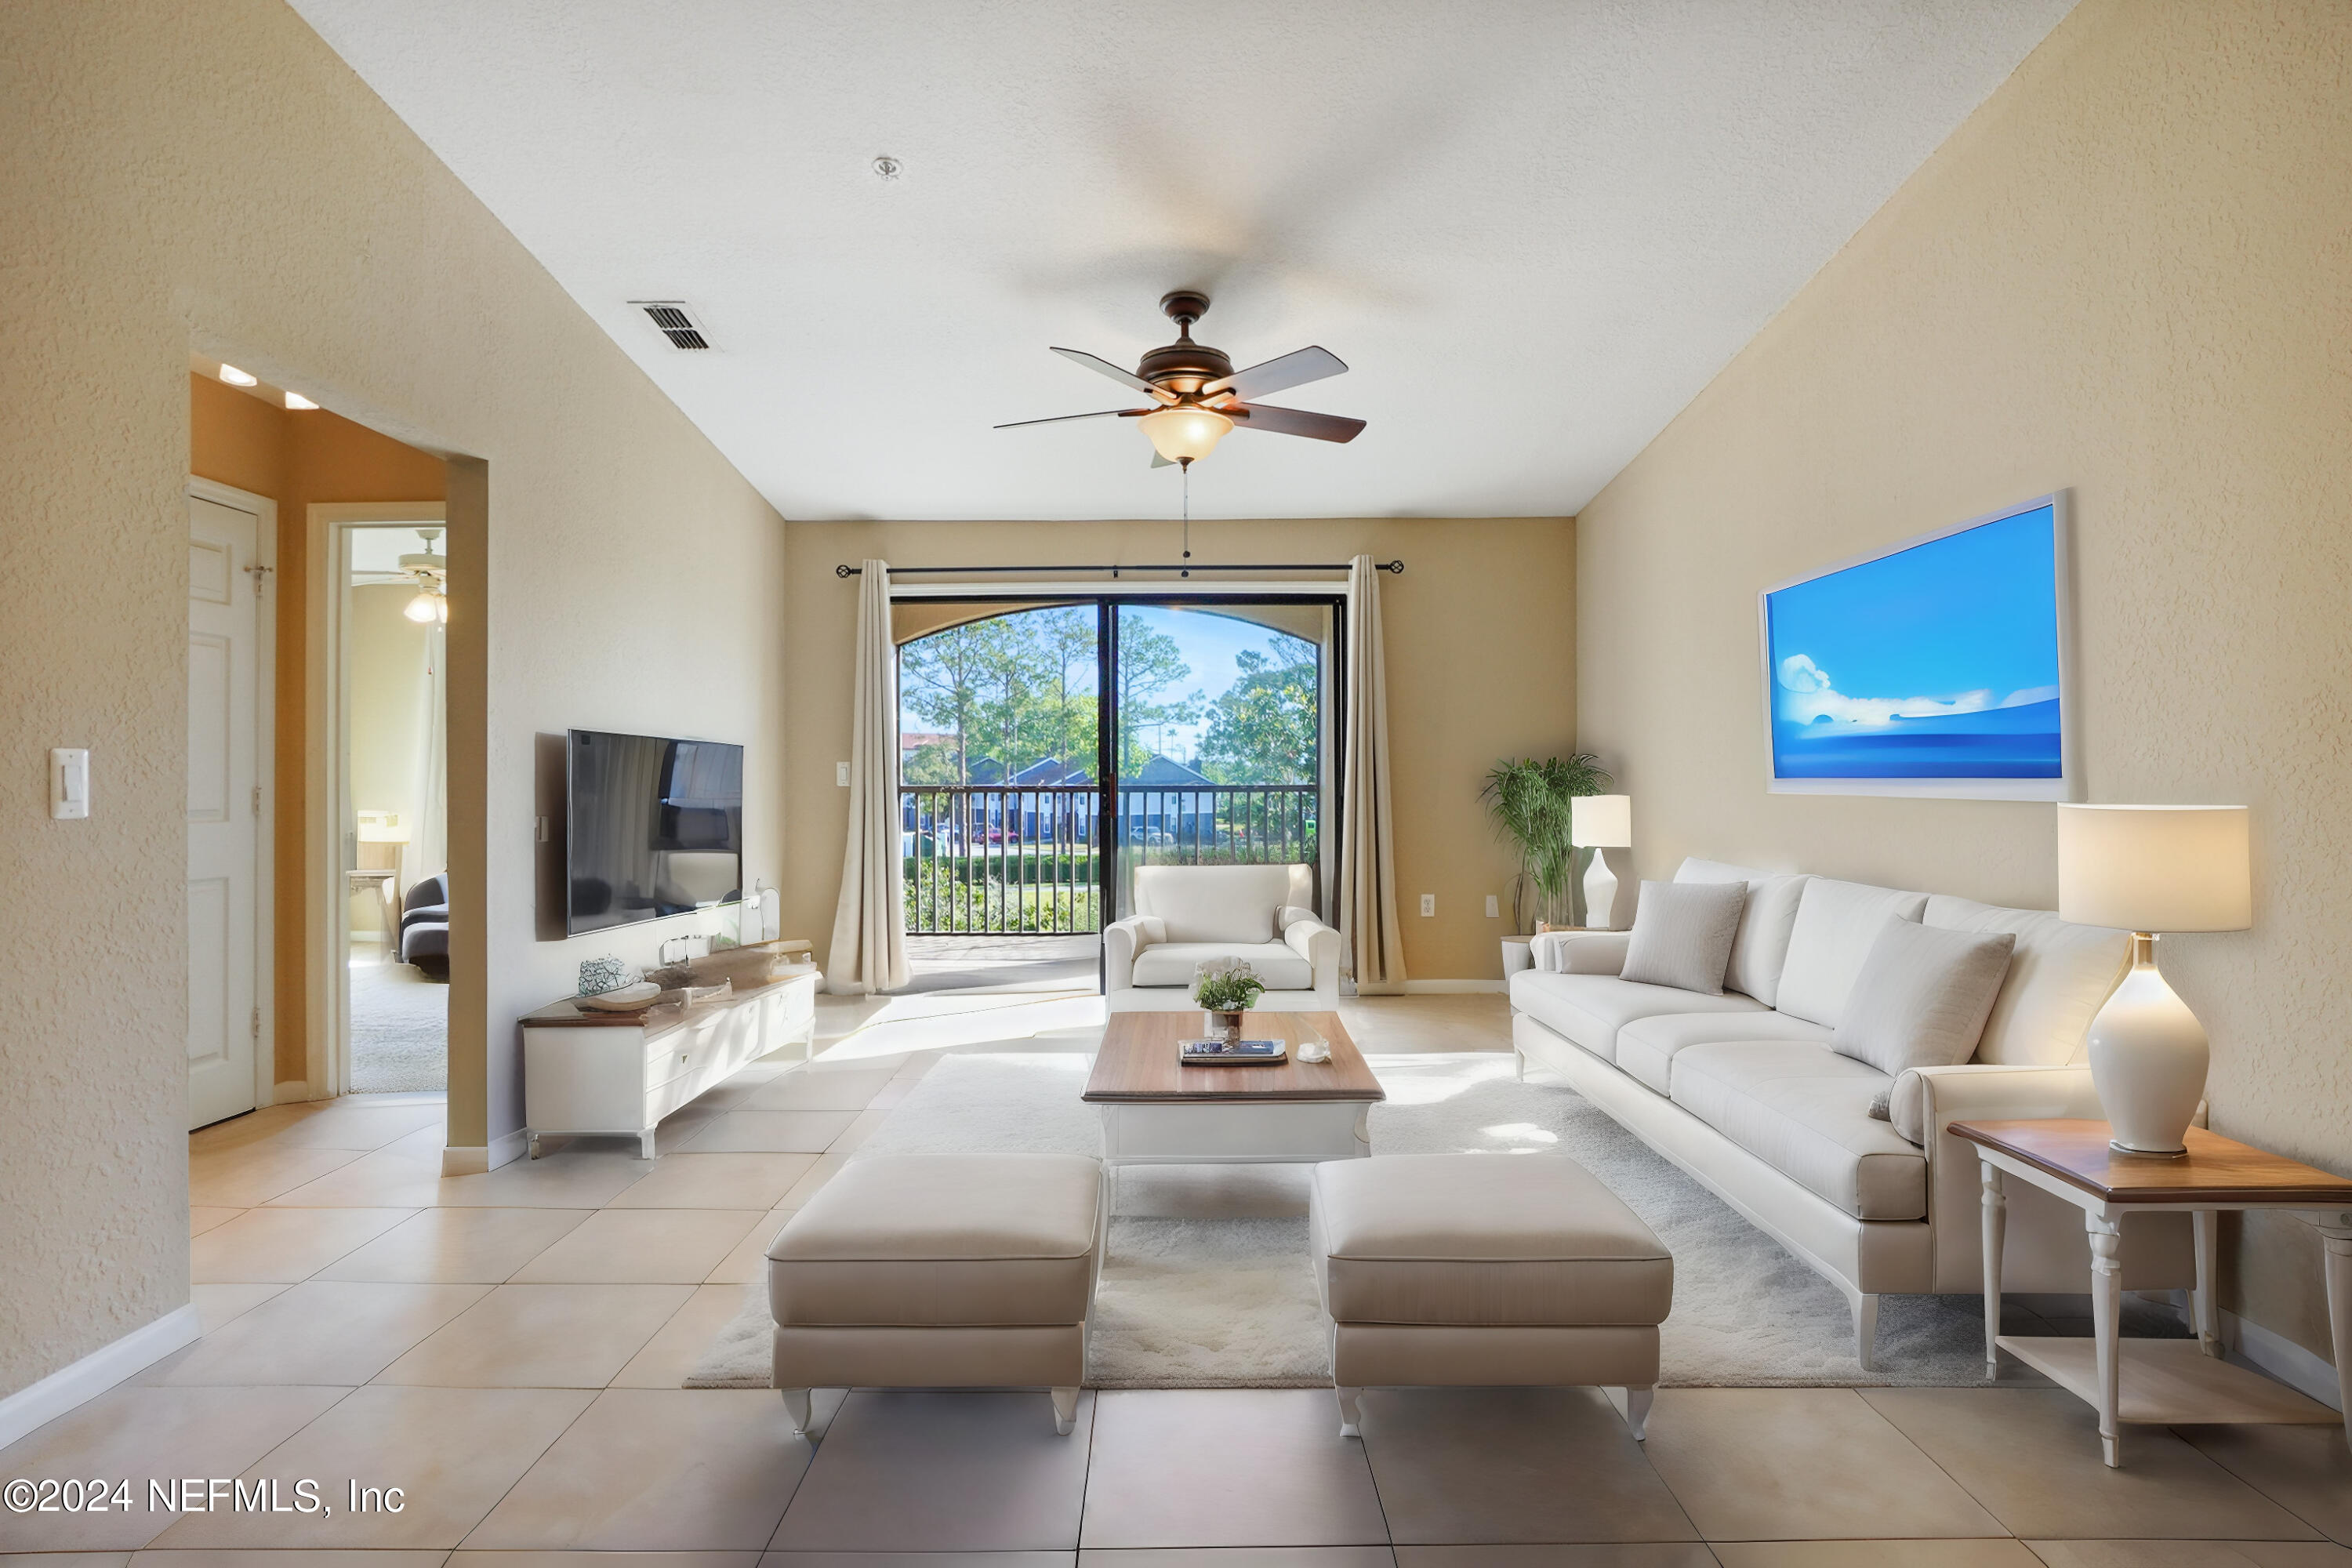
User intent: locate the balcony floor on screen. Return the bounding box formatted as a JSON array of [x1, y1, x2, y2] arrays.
[[902, 932, 1099, 995]]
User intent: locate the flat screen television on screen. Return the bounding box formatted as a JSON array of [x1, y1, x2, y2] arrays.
[[1759, 494, 2073, 800], [566, 728, 744, 935]]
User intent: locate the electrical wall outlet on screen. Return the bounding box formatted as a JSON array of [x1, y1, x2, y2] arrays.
[[1486, 894, 1500, 918], [836, 761, 851, 786], [1419, 893, 1436, 917]]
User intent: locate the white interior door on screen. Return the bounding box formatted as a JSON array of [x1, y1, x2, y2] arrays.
[[189, 492, 262, 1129]]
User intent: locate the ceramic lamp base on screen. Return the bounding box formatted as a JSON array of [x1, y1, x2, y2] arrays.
[[2086, 935, 2209, 1157], [1582, 848, 1627, 930]]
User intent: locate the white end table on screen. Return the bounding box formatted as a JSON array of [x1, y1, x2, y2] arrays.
[[1955, 1117, 2352, 1467]]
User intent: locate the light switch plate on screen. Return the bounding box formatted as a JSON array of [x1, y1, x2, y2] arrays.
[[1486, 895, 1500, 918], [837, 761, 851, 787], [1419, 893, 1436, 916], [51, 748, 89, 819]]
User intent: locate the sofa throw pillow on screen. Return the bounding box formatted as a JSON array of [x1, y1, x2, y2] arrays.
[[1776, 878, 1933, 1028], [1618, 880, 1748, 995], [1832, 917, 2017, 1077], [1673, 859, 1810, 1006]]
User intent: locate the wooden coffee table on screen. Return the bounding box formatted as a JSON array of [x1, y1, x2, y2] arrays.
[[1082, 1012, 1385, 1195], [1954, 1117, 2352, 1466]]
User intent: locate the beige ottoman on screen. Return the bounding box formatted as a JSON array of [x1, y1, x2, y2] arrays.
[[766, 1152, 1105, 1436], [1309, 1152, 1673, 1439]]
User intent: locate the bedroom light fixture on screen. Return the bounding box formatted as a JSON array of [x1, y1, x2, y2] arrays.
[[401, 526, 448, 623], [219, 364, 257, 386], [285, 390, 318, 409], [1138, 405, 1232, 466]]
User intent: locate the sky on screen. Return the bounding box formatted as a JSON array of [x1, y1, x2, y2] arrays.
[[1122, 605, 1318, 761], [1764, 505, 2060, 732]]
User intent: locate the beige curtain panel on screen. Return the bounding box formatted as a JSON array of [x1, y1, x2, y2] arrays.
[[1338, 554, 1407, 993], [826, 559, 911, 995]]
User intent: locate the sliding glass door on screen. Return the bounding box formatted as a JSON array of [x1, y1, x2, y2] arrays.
[[1107, 601, 1334, 921], [895, 593, 1341, 984], [898, 603, 1101, 938]]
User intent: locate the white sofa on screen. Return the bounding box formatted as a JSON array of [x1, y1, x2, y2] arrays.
[[1104, 864, 1342, 1013], [1509, 857, 2194, 1367]]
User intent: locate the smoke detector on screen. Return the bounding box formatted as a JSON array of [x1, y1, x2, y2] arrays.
[[627, 299, 714, 350]]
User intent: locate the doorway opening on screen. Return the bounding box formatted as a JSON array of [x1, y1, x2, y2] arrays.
[[892, 594, 1340, 994], [336, 517, 451, 1093]]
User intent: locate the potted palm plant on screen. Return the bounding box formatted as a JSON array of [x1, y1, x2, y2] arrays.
[[1481, 753, 1613, 933]]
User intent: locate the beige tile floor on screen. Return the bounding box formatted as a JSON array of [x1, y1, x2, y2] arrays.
[[2, 991, 2345, 1566]]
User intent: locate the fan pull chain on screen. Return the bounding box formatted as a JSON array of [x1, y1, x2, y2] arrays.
[[1181, 462, 1192, 576]]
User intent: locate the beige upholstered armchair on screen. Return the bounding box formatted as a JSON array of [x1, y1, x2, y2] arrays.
[[1102, 864, 1342, 1013]]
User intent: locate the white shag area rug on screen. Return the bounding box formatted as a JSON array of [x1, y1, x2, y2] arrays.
[[687, 1051, 2167, 1391]]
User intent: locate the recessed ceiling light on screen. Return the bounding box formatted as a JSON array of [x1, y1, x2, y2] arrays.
[[219, 364, 258, 387], [871, 155, 903, 181], [285, 391, 318, 410]]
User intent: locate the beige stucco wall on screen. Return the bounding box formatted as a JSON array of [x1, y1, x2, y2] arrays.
[[1573, 0, 2352, 1359], [0, 0, 786, 1396], [783, 517, 1577, 983]]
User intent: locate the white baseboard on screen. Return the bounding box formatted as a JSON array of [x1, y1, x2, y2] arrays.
[[443, 1127, 530, 1176], [1399, 979, 1508, 993], [2223, 1307, 2343, 1410], [0, 1305, 201, 1450]]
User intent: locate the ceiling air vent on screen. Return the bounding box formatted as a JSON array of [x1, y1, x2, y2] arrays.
[[629, 299, 713, 350]]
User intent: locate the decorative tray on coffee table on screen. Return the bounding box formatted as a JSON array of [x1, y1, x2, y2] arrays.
[[1179, 1038, 1287, 1065]]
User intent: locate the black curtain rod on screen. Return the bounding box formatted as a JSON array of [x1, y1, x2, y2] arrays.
[[835, 560, 1402, 579]]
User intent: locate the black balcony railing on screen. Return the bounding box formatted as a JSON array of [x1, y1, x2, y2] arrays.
[[902, 786, 1098, 935], [1116, 784, 1319, 869], [899, 783, 1319, 935]]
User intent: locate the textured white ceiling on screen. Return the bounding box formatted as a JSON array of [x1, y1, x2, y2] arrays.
[[288, 0, 2071, 521]]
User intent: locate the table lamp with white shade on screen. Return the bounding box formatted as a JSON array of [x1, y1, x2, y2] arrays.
[[1572, 793, 1634, 930], [2056, 804, 2252, 1156]]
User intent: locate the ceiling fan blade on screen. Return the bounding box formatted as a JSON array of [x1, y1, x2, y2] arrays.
[[994, 407, 1154, 430], [1203, 346, 1347, 401], [1229, 402, 1367, 443], [1150, 451, 1174, 469], [1051, 347, 1176, 403]]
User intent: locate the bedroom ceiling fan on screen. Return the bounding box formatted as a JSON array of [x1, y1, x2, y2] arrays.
[[996, 291, 1366, 469]]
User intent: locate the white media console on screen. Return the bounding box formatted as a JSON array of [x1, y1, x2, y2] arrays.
[[519, 964, 818, 1157]]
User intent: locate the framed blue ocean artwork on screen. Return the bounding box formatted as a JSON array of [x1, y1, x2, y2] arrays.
[[1759, 493, 2074, 800]]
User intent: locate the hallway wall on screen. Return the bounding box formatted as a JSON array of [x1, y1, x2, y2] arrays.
[[2, 2, 786, 1401]]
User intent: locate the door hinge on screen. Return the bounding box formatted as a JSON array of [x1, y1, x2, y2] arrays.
[[251, 1005, 261, 1040], [252, 784, 263, 818]]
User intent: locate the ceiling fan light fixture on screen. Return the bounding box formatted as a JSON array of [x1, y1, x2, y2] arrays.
[[1139, 405, 1232, 465], [403, 588, 441, 624]]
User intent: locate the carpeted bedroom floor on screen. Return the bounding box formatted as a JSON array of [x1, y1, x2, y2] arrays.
[[348, 955, 448, 1094]]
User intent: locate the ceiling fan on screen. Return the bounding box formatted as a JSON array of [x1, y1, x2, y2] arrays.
[[997, 291, 1366, 468]]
